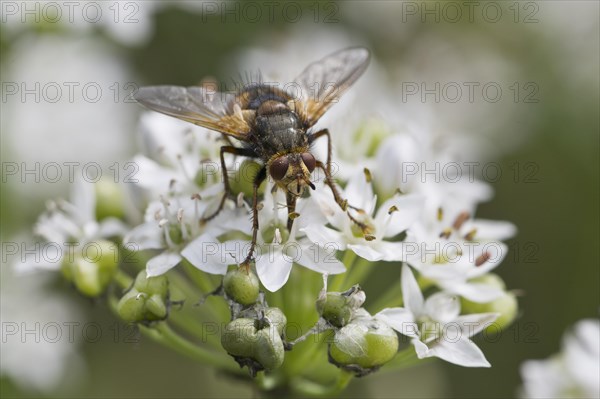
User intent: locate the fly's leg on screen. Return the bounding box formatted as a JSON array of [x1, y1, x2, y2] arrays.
[[241, 166, 267, 270], [201, 146, 257, 223], [310, 129, 348, 211], [286, 191, 298, 232], [311, 129, 373, 239]]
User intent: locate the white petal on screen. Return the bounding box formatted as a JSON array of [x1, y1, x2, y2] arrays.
[[295, 242, 346, 275], [443, 281, 505, 303], [378, 241, 412, 262], [302, 225, 346, 250], [123, 223, 163, 250], [182, 236, 244, 275], [376, 308, 419, 338], [402, 264, 424, 316], [70, 176, 96, 223], [454, 313, 499, 337], [344, 170, 375, 213], [426, 337, 491, 368], [462, 219, 517, 241], [97, 218, 127, 238], [256, 247, 293, 292], [347, 244, 383, 262], [424, 292, 460, 324], [376, 194, 424, 237], [146, 251, 182, 276]]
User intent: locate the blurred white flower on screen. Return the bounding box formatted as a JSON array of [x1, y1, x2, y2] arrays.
[[2, 34, 135, 199], [520, 318, 600, 398], [0, 266, 84, 392], [405, 209, 515, 303], [376, 264, 498, 367], [132, 111, 227, 199], [17, 177, 126, 273]]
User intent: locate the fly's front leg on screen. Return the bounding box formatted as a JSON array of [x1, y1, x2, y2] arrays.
[[201, 145, 257, 223], [241, 166, 267, 269], [312, 130, 373, 239], [286, 192, 298, 232]]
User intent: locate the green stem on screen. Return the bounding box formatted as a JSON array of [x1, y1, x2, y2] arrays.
[[329, 250, 357, 292], [139, 323, 240, 373], [368, 282, 403, 313], [291, 370, 353, 397], [339, 256, 372, 289], [114, 269, 133, 290]]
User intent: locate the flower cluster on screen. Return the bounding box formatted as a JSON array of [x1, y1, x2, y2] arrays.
[[16, 69, 520, 396]]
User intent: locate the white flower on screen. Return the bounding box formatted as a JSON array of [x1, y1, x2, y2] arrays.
[[376, 264, 498, 368], [520, 318, 600, 398], [17, 177, 126, 273], [303, 170, 423, 262], [405, 207, 516, 303], [132, 111, 227, 199], [184, 185, 345, 291], [125, 193, 250, 277]]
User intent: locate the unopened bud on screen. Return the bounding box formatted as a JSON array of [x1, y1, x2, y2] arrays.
[[223, 268, 260, 306], [329, 317, 399, 374]]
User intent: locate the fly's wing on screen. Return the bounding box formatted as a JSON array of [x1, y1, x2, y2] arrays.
[[292, 47, 370, 128], [134, 85, 251, 140]]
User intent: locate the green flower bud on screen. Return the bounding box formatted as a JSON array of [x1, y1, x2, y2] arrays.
[[461, 292, 518, 331], [95, 179, 125, 221], [221, 318, 258, 358], [117, 271, 170, 323], [133, 270, 169, 297], [254, 325, 285, 371], [317, 286, 366, 328], [460, 273, 518, 331], [72, 256, 103, 297], [264, 307, 287, 336], [117, 290, 148, 322], [223, 268, 260, 306], [65, 240, 118, 297], [329, 318, 399, 372]]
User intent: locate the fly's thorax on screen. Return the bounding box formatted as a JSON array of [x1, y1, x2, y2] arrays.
[[252, 100, 307, 157], [267, 151, 316, 196]]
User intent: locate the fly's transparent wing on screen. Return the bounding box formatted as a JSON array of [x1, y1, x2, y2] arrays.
[[292, 47, 370, 128], [134, 85, 251, 139]]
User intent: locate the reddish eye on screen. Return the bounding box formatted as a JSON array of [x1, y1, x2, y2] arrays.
[[301, 153, 316, 173], [269, 157, 289, 181]]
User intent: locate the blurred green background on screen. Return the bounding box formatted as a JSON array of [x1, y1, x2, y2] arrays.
[[1, 1, 598, 398]]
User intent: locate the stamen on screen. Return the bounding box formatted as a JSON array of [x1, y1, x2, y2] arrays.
[[363, 168, 372, 183], [475, 252, 491, 267], [388, 205, 398, 215], [464, 228, 478, 241], [177, 208, 184, 223], [158, 218, 169, 228], [288, 212, 300, 220], [437, 207, 444, 222], [439, 228, 452, 239], [452, 211, 470, 230], [274, 228, 282, 245]]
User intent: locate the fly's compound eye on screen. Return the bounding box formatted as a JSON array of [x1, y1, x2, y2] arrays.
[[269, 157, 289, 181], [301, 153, 316, 173]]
